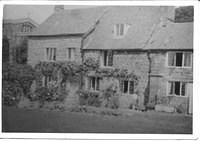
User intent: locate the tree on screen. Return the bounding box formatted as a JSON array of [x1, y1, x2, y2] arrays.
[[175, 6, 193, 23], [16, 38, 28, 64]]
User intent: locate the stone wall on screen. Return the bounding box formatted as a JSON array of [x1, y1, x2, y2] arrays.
[[28, 36, 82, 66], [84, 50, 193, 112], [149, 51, 193, 113], [114, 51, 149, 96], [84, 50, 149, 106]]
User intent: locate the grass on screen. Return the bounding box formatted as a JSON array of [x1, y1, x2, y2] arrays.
[[2, 106, 192, 134]]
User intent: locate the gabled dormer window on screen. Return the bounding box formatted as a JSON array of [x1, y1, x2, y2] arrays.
[[113, 24, 130, 38]]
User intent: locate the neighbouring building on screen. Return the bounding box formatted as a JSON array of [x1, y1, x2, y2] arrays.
[[3, 17, 38, 63], [27, 6, 193, 113]]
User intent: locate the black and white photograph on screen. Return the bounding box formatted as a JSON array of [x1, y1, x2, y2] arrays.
[[1, 2, 198, 139]]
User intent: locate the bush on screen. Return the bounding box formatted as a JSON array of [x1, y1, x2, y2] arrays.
[[77, 90, 101, 107], [2, 81, 23, 106], [3, 63, 36, 96], [29, 81, 68, 104], [102, 86, 119, 109]]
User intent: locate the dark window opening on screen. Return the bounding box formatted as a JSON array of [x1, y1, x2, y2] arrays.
[[176, 53, 183, 66], [104, 51, 108, 66], [175, 82, 180, 95], [123, 80, 128, 93]]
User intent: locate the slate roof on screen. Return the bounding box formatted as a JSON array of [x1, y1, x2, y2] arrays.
[[28, 6, 193, 50], [146, 22, 193, 50], [83, 6, 193, 50], [29, 7, 105, 36]]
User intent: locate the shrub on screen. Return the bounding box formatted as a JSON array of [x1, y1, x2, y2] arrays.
[[3, 63, 36, 96], [77, 90, 101, 107], [2, 81, 23, 106], [102, 86, 119, 109], [30, 81, 68, 104], [82, 57, 99, 72], [176, 103, 187, 114]]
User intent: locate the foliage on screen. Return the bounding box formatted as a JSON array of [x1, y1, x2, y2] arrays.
[[35, 61, 82, 83], [175, 6, 193, 23], [2, 81, 23, 106], [82, 57, 99, 72], [102, 86, 119, 109], [176, 103, 186, 114], [3, 63, 36, 96], [2, 36, 9, 63], [77, 90, 101, 107], [30, 82, 68, 104], [35, 61, 61, 79], [16, 39, 28, 64]]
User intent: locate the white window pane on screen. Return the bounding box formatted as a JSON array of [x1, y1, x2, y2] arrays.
[[184, 52, 192, 67], [169, 82, 174, 95], [168, 52, 176, 66], [71, 48, 75, 61]]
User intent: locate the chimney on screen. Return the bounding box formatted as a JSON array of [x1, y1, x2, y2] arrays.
[[54, 5, 64, 13]]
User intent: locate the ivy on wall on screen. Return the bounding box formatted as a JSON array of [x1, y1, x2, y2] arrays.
[[34, 57, 139, 87]]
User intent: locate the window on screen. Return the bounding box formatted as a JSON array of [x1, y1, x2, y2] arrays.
[[120, 80, 134, 94], [168, 52, 192, 67], [42, 76, 53, 87], [168, 81, 187, 96], [114, 24, 130, 38], [103, 50, 113, 67], [66, 48, 75, 61], [21, 24, 30, 33], [88, 77, 100, 91], [46, 48, 56, 61]]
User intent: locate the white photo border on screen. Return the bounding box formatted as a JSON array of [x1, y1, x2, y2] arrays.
[[0, 0, 199, 140]]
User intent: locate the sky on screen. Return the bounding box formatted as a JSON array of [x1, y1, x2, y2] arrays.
[[3, 5, 93, 24]]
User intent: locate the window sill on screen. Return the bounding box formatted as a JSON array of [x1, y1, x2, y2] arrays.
[[100, 66, 114, 69], [167, 94, 188, 98], [43, 60, 56, 62], [167, 66, 192, 69], [87, 89, 100, 93]]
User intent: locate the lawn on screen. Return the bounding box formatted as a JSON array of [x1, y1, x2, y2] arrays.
[[2, 106, 192, 134]]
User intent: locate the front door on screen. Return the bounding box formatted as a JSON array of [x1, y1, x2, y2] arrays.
[[187, 83, 193, 114]]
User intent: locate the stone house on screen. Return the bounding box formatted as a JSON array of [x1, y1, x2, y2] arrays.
[[28, 6, 104, 92], [3, 17, 38, 63], [27, 6, 193, 113]]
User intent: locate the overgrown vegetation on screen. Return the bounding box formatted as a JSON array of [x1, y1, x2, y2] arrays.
[[2, 63, 36, 106], [102, 86, 119, 109], [16, 39, 28, 64], [175, 6, 193, 23], [77, 90, 101, 107]]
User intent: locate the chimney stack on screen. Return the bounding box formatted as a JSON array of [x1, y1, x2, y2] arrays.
[[54, 5, 64, 13]]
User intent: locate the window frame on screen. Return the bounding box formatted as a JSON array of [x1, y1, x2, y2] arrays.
[[167, 81, 188, 97], [45, 48, 56, 62], [42, 75, 53, 87], [88, 77, 100, 92], [102, 50, 113, 68], [166, 51, 192, 68], [120, 80, 134, 95], [67, 48, 75, 61], [113, 23, 129, 38]]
